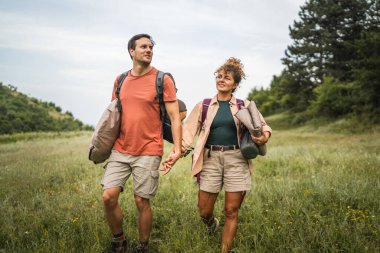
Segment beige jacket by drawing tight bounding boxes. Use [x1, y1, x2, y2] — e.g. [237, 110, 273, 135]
[182, 95, 272, 176]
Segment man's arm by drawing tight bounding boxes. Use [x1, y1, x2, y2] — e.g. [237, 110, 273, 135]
[161, 100, 182, 175]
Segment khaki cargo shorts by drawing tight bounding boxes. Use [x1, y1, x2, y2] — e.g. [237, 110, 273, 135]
[101, 150, 162, 199]
[200, 148, 251, 193]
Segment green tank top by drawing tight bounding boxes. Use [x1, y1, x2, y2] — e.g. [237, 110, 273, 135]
[206, 100, 238, 146]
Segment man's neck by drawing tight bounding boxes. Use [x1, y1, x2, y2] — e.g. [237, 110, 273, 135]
[131, 64, 152, 76]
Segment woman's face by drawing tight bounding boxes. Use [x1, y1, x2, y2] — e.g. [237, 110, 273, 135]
[215, 71, 237, 94]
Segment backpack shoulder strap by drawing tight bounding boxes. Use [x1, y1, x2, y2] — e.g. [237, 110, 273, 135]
[201, 98, 242, 123]
[201, 98, 212, 124]
[115, 71, 129, 112]
[156, 70, 177, 121]
[164, 72, 176, 90]
[156, 70, 166, 120]
[236, 98, 244, 110]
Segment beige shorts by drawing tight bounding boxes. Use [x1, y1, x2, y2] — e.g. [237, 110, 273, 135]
[200, 148, 251, 193]
[101, 150, 162, 199]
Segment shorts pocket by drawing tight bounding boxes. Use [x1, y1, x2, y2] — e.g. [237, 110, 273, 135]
[149, 170, 160, 195]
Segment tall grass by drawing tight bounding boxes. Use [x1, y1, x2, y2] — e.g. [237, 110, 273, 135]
[0, 129, 379, 252]
[0, 131, 85, 144]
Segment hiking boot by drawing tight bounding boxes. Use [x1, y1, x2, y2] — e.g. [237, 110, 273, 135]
[206, 217, 220, 235]
[107, 240, 128, 253]
[134, 241, 149, 253]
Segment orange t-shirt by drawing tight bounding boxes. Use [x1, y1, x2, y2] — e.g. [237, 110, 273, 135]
[111, 67, 177, 156]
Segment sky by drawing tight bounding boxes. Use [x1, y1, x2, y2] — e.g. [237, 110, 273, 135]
[0, 0, 306, 126]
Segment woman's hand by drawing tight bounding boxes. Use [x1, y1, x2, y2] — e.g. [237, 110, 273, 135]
[251, 131, 270, 145]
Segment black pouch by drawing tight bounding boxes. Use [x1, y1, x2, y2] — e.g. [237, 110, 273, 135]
[240, 128, 260, 159]
[162, 116, 173, 143]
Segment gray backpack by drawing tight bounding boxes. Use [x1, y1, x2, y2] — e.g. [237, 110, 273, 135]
[88, 73, 128, 164]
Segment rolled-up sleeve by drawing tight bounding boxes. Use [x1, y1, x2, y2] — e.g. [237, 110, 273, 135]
[259, 111, 272, 134]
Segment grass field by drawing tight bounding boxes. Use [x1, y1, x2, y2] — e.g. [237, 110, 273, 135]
[0, 129, 379, 252]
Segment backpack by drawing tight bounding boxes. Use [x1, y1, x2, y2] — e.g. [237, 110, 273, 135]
[156, 71, 186, 143]
[117, 70, 185, 143]
[88, 72, 128, 164]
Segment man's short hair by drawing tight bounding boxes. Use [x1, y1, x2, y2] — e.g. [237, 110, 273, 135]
[127, 34, 155, 59]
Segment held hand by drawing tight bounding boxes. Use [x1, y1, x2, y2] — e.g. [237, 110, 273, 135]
[160, 150, 181, 176]
[169, 149, 182, 164]
[160, 161, 172, 176]
[160, 150, 174, 176]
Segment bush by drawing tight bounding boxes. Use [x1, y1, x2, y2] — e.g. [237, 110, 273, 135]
[309, 77, 358, 118]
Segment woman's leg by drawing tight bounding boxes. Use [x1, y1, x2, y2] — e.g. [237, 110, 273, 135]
[198, 189, 218, 219]
[198, 189, 219, 233]
[221, 191, 245, 253]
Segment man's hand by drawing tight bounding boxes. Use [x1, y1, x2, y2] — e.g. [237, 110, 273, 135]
[160, 149, 181, 176]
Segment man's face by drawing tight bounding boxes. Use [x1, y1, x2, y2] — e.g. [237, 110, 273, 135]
[130, 37, 153, 65]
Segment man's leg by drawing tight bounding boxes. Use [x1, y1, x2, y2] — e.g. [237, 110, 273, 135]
[134, 194, 152, 243]
[103, 187, 124, 235]
[220, 191, 245, 253]
[101, 152, 133, 252]
[103, 187, 128, 252]
[130, 155, 161, 251]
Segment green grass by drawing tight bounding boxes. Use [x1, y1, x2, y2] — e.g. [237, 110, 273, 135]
[0, 131, 85, 144]
[0, 129, 379, 252]
[265, 112, 380, 134]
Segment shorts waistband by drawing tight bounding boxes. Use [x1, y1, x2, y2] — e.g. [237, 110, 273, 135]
[205, 144, 239, 151]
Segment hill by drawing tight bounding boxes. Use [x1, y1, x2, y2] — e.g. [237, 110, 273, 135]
[0, 83, 93, 134]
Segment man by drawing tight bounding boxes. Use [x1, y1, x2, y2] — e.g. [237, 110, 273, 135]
[102, 34, 182, 253]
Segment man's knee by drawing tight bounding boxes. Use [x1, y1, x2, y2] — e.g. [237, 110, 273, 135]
[103, 188, 120, 207]
[134, 195, 150, 211]
[224, 206, 239, 220]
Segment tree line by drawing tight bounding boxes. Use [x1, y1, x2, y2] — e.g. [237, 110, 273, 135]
[0, 83, 93, 134]
[248, 0, 379, 124]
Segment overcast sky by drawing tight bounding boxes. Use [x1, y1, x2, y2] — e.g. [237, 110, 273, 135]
[0, 0, 305, 126]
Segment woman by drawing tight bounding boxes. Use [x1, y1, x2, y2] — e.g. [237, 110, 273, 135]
[163, 57, 272, 252]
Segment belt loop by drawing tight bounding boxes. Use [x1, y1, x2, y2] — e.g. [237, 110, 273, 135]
[220, 146, 224, 152]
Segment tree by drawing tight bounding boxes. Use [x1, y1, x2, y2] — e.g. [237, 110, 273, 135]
[282, 0, 371, 110]
[351, 30, 380, 121]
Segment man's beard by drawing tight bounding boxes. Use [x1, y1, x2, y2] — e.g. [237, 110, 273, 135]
[137, 58, 151, 68]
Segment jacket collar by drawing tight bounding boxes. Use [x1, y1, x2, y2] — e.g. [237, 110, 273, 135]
[211, 95, 237, 105]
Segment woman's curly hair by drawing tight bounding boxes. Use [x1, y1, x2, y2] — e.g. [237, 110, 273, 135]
[215, 57, 246, 88]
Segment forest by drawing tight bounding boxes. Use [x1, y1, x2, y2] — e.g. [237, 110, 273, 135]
[248, 0, 379, 125]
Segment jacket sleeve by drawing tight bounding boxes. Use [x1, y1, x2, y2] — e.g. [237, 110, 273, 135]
[181, 101, 203, 150]
[259, 111, 272, 134]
